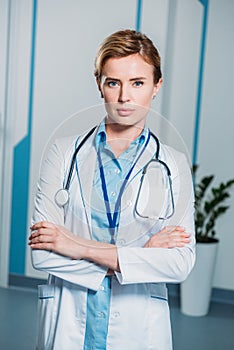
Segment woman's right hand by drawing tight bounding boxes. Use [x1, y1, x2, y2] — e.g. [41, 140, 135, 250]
[144, 226, 190, 249]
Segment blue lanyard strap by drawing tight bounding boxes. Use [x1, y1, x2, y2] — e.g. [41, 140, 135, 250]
[97, 130, 150, 244]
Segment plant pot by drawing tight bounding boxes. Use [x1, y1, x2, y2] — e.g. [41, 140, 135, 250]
[180, 239, 219, 316]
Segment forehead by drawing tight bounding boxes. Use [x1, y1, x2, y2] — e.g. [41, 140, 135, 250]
[102, 53, 154, 79]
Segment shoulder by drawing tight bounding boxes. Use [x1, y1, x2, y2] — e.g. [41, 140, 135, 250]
[53, 135, 78, 157]
[51, 126, 96, 158]
[159, 143, 192, 177]
[42, 136, 78, 169]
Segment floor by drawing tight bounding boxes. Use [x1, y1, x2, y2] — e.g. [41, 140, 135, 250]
[0, 286, 233, 350]
[169, 297, 234, 350]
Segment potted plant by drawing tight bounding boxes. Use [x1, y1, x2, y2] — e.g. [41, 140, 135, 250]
[180, 166, 234, 316]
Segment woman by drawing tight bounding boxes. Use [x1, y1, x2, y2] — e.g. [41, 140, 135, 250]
[29, 29, 195, 350]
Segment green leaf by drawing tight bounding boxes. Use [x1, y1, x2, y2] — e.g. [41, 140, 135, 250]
[193, 169, 234, 240]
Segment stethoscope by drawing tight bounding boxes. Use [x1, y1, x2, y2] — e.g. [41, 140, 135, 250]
[54, 126, 97, 208]
[54, 125, 175, 223]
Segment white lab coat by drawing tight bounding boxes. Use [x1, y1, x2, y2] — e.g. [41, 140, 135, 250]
[31, 126, 195, 350]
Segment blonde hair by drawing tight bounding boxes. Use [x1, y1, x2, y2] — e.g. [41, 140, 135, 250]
[94, 29, 162, 84]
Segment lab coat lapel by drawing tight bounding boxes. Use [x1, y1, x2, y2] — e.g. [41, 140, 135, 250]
[75, 132, 97, 230]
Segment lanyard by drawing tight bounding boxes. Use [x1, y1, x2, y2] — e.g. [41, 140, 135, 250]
[97, 131, 150, 244]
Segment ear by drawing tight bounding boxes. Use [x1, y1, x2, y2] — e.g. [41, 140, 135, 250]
[152, 78, 163, 99]
[96, 77, 104, 98]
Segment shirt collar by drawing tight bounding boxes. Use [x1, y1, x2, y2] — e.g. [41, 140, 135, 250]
[95, 119, 148, 150]
[137, 126, 147, 145]
[95, 120, 107, 150]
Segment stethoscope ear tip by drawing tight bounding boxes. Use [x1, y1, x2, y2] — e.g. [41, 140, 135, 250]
[54, 189, 70, 207]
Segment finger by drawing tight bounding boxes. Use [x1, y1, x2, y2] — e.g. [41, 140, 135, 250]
[29, 234, 54, 245]
[29, 242, 54, 251]
[29, 230, 42, 239]
[30, 221, 56, 231]
[175, 242, 186, 248]
[171, 234, 190, 242]
[29, 228, 54, 240]
[164, 226, 185, 234]
[174, 236, 190, 246]
[177, 233, 190, 242]
[167, 241, 184, 249]
[182, 233, 190, 238]
[171, 233, 190, 239]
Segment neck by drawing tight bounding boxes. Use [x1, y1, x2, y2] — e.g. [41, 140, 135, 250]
[105, 121, 144, 141]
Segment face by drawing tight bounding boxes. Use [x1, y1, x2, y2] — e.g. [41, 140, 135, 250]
[98, 53, 162, 128]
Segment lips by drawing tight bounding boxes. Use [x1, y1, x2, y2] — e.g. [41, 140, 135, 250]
[116, 108, 135, 116]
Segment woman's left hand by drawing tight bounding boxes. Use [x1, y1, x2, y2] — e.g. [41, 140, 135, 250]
[29, 221, 85, 259]
[144, 226, 190, 249]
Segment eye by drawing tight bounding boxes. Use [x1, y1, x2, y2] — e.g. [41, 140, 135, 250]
[133, 81, 144, 87]
[106, 81, 119, 87]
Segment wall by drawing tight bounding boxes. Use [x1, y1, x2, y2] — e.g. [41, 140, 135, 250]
[0, 0, 33, 286]
[0, 0, 11, 287]
[0, 0, 233, 290]
[197, 0, 234, 289]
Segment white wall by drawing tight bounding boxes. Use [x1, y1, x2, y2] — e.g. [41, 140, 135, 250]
[0, 0, 11, 287]
[1, 0, 234, 290]
[0, 0, 33, 285]
[198, 0, 234, 290]
[162, 0, 203, 155]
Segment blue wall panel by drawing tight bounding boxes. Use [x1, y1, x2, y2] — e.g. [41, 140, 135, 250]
[192, 0, 209, 166]
[9, 0, 37, 274]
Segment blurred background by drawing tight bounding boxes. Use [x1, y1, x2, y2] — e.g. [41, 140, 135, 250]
[0, 0, 233, 349]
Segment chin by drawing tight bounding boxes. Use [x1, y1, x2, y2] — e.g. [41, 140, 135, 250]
[107, 112, 147, 129]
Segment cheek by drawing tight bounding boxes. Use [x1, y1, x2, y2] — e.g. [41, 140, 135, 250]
[137, 91, 154, 106]
[102, 88, 118, 102]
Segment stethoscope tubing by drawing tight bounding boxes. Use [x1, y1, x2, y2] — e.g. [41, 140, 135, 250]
[54, 125, 174, 220]
[65, 126, 97, 190]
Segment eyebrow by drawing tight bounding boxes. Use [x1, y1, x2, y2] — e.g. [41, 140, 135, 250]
[104, 76, 147, 82]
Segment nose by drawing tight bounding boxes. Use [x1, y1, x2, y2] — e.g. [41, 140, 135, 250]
[118, 84, 131, 103]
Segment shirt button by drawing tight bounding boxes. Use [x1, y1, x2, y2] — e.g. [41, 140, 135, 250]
[115, 169, 120, 174]
[111, 191, 116, 197]
[99, 285, 105, 291]
[127, 200, 132, 206]
[113, 311, 120, 318]
[97, 312, 105, 318]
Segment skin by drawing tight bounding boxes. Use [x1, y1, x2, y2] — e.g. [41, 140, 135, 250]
[29, 54, 190, 273]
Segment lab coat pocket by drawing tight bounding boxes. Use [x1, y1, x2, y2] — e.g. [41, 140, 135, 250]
[149, 283, 168, 301]
[148, 283, 172, 350]
[36, 284, 60, 350]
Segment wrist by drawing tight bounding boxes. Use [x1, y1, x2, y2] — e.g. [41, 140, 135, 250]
[71, 236, 90, 260]
[83, 241, 120, 272]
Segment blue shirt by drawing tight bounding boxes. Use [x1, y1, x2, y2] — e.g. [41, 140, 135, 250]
[84, 121, 146, 350]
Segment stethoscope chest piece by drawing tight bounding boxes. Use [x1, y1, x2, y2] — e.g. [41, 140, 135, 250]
[54, 127, 97, 208]
[54, 188, 70, 207]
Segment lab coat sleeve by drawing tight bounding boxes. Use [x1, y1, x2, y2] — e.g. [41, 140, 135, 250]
[31, 138, 107, 291]
[115, 152, 196, 285]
